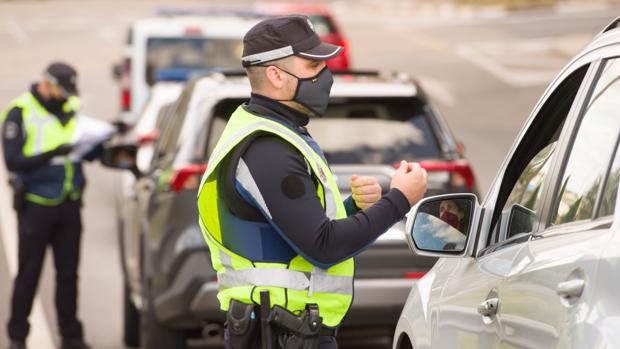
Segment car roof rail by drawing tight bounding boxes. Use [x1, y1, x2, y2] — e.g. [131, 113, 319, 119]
[599, 16, 620, 35]
[154, 6, 263, 18]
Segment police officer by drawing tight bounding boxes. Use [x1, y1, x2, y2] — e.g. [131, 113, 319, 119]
[2, 62, 94, 349]
[197, 16, 427, 349]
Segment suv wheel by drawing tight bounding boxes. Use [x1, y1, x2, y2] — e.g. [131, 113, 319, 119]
[140, 290, 186, 349]
[123, 285, 140, 348]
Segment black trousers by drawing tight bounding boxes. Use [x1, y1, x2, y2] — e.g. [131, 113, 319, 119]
[224, 327, 338, 349]
[7, 200, 84, 341]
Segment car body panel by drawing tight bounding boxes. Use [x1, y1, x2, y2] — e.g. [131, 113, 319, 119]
[394, 20, 620, 349]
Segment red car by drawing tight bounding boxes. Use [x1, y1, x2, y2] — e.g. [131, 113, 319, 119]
[253, 2, 351, 71]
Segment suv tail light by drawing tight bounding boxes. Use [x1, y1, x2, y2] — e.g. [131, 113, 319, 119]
[404, 272, 426, 279]
[170, 164, 207, 192]
[419, 160, 476, 190]
[120, 58, 132, 112]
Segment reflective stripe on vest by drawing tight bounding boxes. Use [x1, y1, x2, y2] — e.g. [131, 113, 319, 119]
[216, 247, 353, 297]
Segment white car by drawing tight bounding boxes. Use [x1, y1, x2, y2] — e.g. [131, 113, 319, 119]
[113, 14, 259, 124]
[394, 17, 620, 349]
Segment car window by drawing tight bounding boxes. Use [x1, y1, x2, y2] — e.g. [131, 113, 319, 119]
[598, 139, 620, 217]
[309, 97, 442, 163]
[484, 64, 591, 251]
[153, 81, 196, 167]
[308, 15, 336, 36]
[500, 140, 558, 239]
[552, 58, 620, 225]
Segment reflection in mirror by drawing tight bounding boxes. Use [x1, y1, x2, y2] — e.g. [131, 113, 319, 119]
[411, 198, 473, 253]
[101, 144, 140, 177]
[506, 204, 537, 239]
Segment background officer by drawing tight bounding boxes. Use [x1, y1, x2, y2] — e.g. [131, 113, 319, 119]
[1, 62, 96, 349]
[198, 15, 427, 349]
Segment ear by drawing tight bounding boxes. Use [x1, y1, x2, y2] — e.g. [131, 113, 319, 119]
[264, 66, 286, 90]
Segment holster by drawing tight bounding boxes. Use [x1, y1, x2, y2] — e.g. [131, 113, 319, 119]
[227, 299, 259, 349]
[268, 304, 322, 349]
[8, 175, 26, 212]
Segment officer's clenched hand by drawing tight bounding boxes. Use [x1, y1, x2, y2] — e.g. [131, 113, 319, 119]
[390, 160, 427, 206]
[350, 175, 382, 210]
[50, 143, 73, 156]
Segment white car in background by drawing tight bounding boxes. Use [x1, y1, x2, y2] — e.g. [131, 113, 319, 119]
[113, 13, 260, 124]
[394, 17, 620, 349]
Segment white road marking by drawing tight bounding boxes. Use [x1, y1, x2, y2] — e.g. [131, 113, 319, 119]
[0, 167, 55, 347]
[5, 20, 30, 46]
[456, 44, 558, 87]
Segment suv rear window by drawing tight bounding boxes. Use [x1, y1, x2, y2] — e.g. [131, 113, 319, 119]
[310, 97, 441, 164]
[196, 97, 441, 164]
[145, 37, 243, 85]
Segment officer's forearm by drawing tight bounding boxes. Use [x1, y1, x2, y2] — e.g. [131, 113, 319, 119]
[5, 152, 55, 173]
[299, 189, 410, 268]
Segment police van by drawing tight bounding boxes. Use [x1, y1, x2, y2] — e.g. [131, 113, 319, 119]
[112, 11, 260, 125]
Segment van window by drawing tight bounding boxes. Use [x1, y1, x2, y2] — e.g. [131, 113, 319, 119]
[145, 37, 243, 85]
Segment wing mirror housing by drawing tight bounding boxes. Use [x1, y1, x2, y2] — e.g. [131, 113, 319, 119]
[405, 193, 481, 258]
[101, 143, 141, 178]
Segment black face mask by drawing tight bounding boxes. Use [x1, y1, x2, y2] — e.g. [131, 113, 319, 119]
[277, 66, 333, 117]
[47, 96, 67, 113]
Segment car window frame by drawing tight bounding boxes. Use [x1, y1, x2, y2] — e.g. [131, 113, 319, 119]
[150, 79, 198, 171]
[476, 60, 601, 258]
[541, 56, 620, 233]
[596, 132, 620, 218]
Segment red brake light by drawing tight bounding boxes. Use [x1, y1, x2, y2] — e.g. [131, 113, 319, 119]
[170, 164, 207, 192]
[121, 89, 131, 112]
[184, 26, 202, 36]
[120, 58, 131, 111]
[404, 272, 426, 279]
[418, 160, 476, 190]
[393, 160, 476, 190]
[137, 129, 160, 146]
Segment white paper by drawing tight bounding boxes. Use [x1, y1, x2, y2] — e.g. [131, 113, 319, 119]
[71, 115, 115, 158]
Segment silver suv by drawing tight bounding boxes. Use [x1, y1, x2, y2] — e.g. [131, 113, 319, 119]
[104, 70, 477, 348]
[394, 17, 620, 349]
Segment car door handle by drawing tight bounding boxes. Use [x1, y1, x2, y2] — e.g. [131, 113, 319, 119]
[477, 297, 500, 317]
[557, 279, 585, 299]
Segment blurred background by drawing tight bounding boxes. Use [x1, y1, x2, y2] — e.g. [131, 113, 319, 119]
[0, 0, 619, 348]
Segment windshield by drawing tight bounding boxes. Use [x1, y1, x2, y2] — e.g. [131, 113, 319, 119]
[145, 37, 243, 85]
[308, 98, 442, 164]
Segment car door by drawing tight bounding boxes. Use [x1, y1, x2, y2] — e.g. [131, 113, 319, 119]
[432, 60, 594, 348]
[497, 57, 620, 348]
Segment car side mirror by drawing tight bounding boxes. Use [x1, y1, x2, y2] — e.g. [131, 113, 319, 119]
[405, 193, 481, 258]
[101, 143, 141, 178]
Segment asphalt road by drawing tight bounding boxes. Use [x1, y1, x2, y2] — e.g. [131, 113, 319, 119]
[0, 1, 618, 348]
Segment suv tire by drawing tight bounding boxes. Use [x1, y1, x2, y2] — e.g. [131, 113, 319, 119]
[140, 290, 186, 349]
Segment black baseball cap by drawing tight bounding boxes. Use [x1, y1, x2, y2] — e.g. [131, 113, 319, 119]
[44, 62, 79, 96]
[241, 15, 342, 67]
